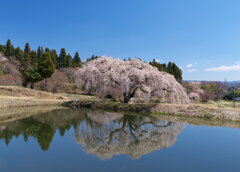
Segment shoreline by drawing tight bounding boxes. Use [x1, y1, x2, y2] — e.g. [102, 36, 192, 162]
[0, 96, 66, 108]
[0, 105, 66, 123]
[63, 100, 240, 122]
[0, 98, 240, 129]
[0, 86, 68, 108]
[1, 86, 240, 123]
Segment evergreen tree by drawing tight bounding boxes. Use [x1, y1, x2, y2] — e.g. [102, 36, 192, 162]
[224, 89, 240, 100]
[149, 60, 182, 82]
[39, 52, 54, 79]
[38, 52, 55, 79]
[73, 52, 82, 67]
[23, 43, 32, 65]
[58, 48, 67, 68]
[50, 49, 58, 69]
[30, 50, 37, 65]
[24, 65, 42, 89]
[166, 62, 182, 82]
[5, 39, 14, 57]
[149, 59, 167, 72]
[172, 63, 182, 82]
[86, 54, 100, 62]
[21, 43, 32, 87]
[45, 48, 51, 53]
[38, 52, 55, 90]
[66, 53, 73, 67]
[24, 42, 31, 54]
[14, 47, 23, 61]
[0, 45, 5, 53]
[167, 62, 173, 73]
[37, 46, 44, 60]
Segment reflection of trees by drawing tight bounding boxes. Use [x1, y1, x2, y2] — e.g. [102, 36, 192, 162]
[0, 108, 184, 157]
[75, 112, 184, 160]
[0, 108, 85, 151]
[0, 118, 56, 150]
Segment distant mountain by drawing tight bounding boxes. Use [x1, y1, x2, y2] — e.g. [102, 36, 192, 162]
[184, 80, 240, 83]
[183, 80, 240, 88]
[226, 81, 240, 84]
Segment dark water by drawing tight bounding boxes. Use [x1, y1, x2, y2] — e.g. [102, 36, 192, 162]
[0, 108, 240, 172]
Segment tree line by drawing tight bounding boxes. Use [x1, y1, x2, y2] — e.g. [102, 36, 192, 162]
[0, 39, 183, 88]
[122, 58, 183, 82]
[149, 59, 182, 82]
[224, 88, 240, 100]
[0, 39, 82, 88]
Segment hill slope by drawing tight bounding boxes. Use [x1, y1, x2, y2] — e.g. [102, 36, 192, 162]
[0, 86, 67, 108]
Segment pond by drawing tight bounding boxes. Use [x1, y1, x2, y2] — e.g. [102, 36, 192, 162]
[0, 108, 240, 172]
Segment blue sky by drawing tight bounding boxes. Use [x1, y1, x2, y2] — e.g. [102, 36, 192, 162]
[1, 0, 240, 81]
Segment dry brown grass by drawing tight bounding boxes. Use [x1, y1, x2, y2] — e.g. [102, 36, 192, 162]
[199, 100, 240, 109]
[0, 86, 68, 108]
[0, 105, 66, 123]
[58, 93, 100, 101]
[0, 86, 65, 100]
[0, 96, 67, 108]
[152, 102, 240, 121]
[0, 86, 100, 108]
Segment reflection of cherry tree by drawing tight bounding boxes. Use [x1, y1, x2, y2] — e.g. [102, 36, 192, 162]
[75, 112, 184, 160]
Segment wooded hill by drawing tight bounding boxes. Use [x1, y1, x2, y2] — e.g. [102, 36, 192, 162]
[0, 39, 183, 89]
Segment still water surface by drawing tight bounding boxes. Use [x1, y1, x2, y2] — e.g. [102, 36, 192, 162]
[0, 108, 240, 172]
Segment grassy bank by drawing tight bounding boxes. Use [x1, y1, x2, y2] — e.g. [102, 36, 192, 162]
[197, 100, 240, 109]
[153, 112, 240, 129]
[63, 100, 240, 122]
[151, 103, 240, 121]
[63, 101, 157, 113]
[1, 86, 240, 122]
[0, 86, 67, 108]
[0, 105, 66, 123]
[0, 86, 99, 109]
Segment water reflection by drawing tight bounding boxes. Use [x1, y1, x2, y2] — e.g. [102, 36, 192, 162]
[76, 111, 184, 159]
[0, 109, 184, 159]
[0, 108, 84, 150]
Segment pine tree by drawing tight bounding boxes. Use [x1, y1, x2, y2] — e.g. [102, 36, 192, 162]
[38, 52, 55, 79]
[0, 45, 5, 53]
[166, 62, 182, 82]
[50, 49, 58, 69]
[167, 62, 173, 74]
[58, 48, 67, 68]
[24, 43, 31, 54]
[66, 53, 73, 67]
[23, 43, 32, 65]
[24, 65, 41, 89]
[38, 52, 55, 90]
[14, 47, 23, 61]
[21, 43, 32, 87]
[5, 39, 14, 57]
[37, 46, 44, 60]
[73, 52, 82, 67]
[172, 63, 182, 82]
[149, 60, 182, 82]
[30, 50, 37, 65]
[86, 54, 100, 62]
[45, 48, 51, 53]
